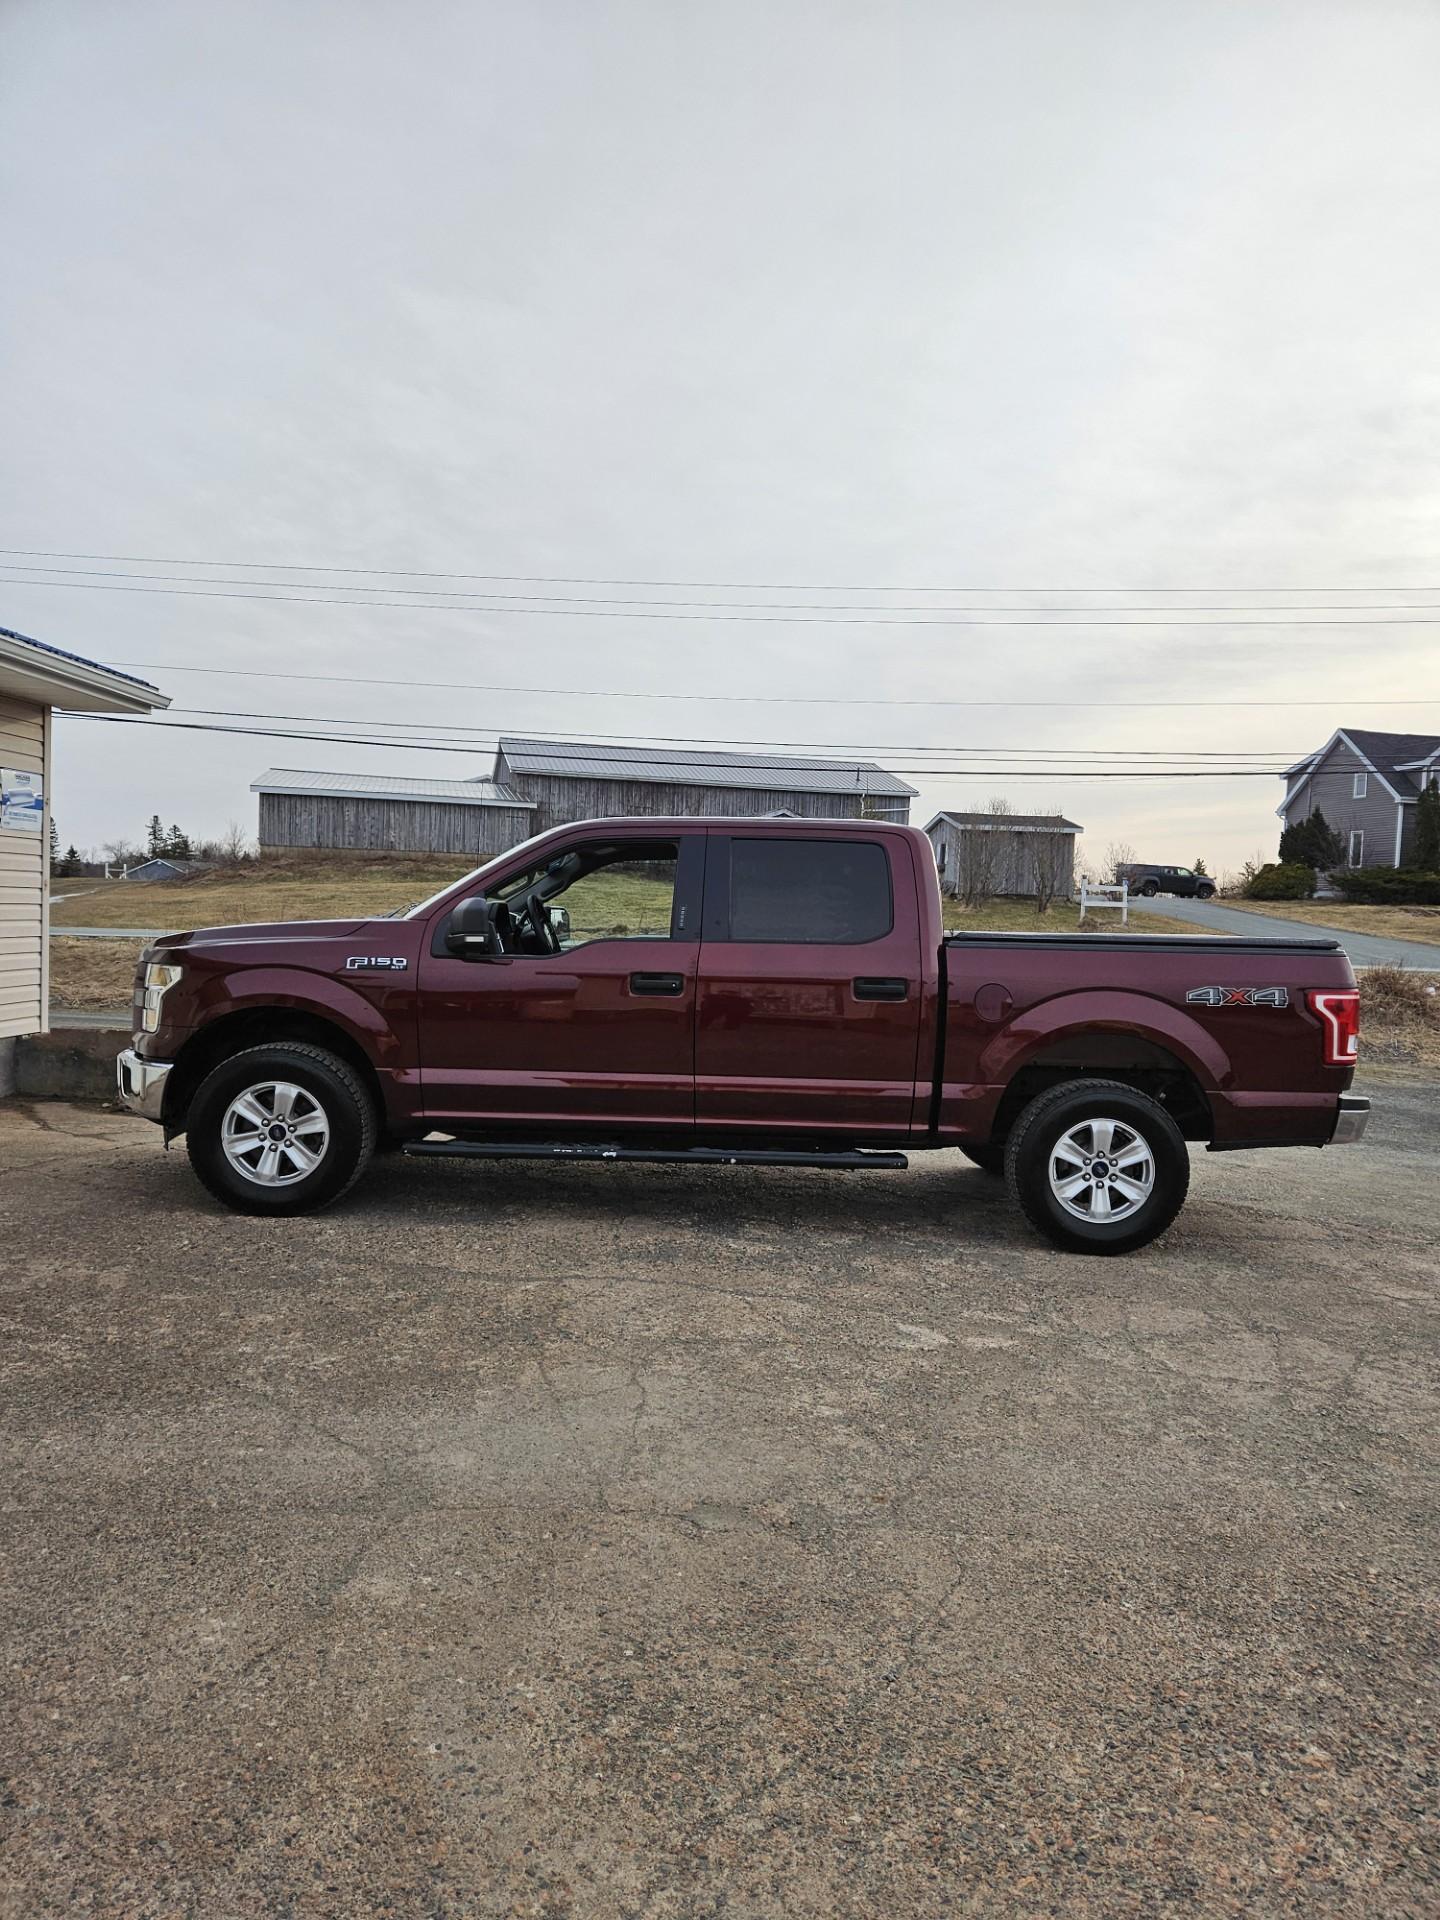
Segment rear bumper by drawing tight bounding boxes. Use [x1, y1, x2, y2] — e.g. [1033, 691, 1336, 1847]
[117, 1048, 172, 1125]
[1330, 1093, 1370, 1145]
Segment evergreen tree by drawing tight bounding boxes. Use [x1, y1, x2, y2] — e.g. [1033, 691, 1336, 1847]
[1307, 808, 1344, 868]
[49, 819, 60, 870]
[166, 823, 191, 859]
[1278, 809, 1343, 869]
[1415, 780, 1440, 871]
[1278, 819, 1310, 864]
[61, 844, 81, 877]
[147, 814, 165, 857]
[1192, 855, 1209, 876]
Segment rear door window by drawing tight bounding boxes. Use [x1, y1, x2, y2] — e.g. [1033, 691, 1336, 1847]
[723, 838, 893, 944]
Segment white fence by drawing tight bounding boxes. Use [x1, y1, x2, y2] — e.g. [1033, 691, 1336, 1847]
[1078, 878, 1129, 926]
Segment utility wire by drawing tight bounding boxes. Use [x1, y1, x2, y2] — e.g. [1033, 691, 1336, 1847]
[7, 572, 1440, 626]
[3, 544, 1436, 593]
[161, 705, 1300, 757]
[5, 561, 1439, 615]
[107, 658, 1440, 711]
[60, 711, 1291, 776]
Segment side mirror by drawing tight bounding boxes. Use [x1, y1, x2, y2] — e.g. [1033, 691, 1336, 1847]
[445, 895, 503, 958]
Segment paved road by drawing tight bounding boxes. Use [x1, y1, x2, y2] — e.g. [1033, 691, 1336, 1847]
[1142, 892, 1440, 969]
[2, 1082, 1436, 1917]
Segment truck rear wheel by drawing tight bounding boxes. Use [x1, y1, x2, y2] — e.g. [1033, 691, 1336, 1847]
[1005, 1079, 1189, 1255]
[185, 1042, 377, 1216]
[1138, 879, 1160, 897]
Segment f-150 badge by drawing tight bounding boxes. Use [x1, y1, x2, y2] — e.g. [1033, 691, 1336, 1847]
[1186, 985, 1288, 1008]
[345, 955, 408, 972]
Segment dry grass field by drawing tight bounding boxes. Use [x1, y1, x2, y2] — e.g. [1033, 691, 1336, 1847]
[1359, 964, 1440, 1069]
[49, 851, 471, 931]
[1231, 899, 1440, 946]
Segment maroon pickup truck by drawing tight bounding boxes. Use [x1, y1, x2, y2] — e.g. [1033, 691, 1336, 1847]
[117, 818, 1366, 1253]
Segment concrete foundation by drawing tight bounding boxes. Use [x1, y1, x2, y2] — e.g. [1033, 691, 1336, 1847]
[0, 1035, 16, 1098]
[14, 1025, 127, 1102]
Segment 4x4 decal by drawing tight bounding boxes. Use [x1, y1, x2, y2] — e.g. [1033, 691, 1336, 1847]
[1186, 985, 1289, 1008]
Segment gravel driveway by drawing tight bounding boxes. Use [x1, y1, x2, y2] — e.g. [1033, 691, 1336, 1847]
[2, 1087, 1437, 1918]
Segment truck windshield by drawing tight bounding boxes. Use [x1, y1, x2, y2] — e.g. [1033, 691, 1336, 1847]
[400, 827, 560, 920]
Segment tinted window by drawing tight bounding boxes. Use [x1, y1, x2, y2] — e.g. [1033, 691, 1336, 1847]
[727, 839, 892, 943]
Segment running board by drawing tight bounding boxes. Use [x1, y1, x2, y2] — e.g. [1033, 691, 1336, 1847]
[403, 1140, 909, 1170]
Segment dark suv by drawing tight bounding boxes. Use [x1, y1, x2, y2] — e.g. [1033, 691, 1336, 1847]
[1117, 864, 1217, 900]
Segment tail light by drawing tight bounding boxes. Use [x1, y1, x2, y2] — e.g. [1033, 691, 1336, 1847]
[1308, 989, 1360, 1066]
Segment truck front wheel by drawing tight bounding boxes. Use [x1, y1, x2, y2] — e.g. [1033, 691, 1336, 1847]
[1005, 1079, 1189, 1255]
[185, 1042, 377, 1216]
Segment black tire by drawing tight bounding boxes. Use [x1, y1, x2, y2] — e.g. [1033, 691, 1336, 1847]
[1004, 1078, 1189, 1255]
[1196, 884, 1216, 900]
[185, 1042, 377, 1216]
[1139, 879, 1160, 898]
[959, 1145, 1006, 1176]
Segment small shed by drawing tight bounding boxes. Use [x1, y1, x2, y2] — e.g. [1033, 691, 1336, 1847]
[925, 810, 1083, 900]
[492, 738, 917, 835]
[1, 625, 167, 1092]
[123, 857, 209, 883]
[253, 768, 536, 857]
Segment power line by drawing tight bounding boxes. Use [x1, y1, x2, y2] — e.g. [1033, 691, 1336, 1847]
[6, 561, 1439, 615]
[8, 572, 1440, 626]
[59, 711, 1292, 776]
[162, 705, 1301, 757]
[3, 544, 1436, 593]
[108, 658, 1440, 711]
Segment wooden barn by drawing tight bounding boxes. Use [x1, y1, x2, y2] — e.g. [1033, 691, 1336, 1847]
[925, 810, 1082, 900]
[491, 738, 916, 834]
[252, 769, 536, 857]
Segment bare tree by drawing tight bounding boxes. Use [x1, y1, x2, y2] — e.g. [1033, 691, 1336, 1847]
[101, 837, 138, 871]
[218, 819, 252, 864]
[958, 797, 1014, 907]
[1104, 839, 1137, 885]
[1031, 829, 1073, 916]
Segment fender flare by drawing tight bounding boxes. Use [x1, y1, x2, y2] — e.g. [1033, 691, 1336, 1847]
[978, 989, 1232, 1093]
[183, 966, 407, 1072]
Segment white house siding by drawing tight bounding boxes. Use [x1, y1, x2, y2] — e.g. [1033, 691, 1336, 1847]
[1282, 738, 1409, 867]
[0, 694, 48, 1040]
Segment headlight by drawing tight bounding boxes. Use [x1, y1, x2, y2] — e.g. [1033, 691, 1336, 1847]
[141, 961, 182, 1032]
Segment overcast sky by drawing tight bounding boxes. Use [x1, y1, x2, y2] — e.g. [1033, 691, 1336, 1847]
[3, 0, 1438, 875]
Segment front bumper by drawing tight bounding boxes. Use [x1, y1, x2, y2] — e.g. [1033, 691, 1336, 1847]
[117, 1048, 172, 1124]
[1331, 1093, 1370, 1145]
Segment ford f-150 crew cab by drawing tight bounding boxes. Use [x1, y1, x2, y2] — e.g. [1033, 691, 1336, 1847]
[117, 818, 1368, 1253]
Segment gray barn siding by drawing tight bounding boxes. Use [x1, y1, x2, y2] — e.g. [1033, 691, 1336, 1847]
[927, 819, 1075, 899]
[499, 769, 904, 836]
[1282, 739, 1408, 867]
[259, 792, 532, 857]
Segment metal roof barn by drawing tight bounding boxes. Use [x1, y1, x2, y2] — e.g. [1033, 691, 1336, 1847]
[492, 737, 916, 835]
[252, 767, 536, 858]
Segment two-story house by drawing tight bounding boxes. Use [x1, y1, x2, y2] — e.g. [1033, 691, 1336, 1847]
[1278, 729, 1440, 869]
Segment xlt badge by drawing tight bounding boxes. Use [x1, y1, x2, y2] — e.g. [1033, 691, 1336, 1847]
[345, 955, 408, 972]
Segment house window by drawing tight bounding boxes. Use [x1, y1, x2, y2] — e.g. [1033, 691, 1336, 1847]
[936, 840, 947, 874]
[1352, 771, 1368, 799]
[1348, 829, 1364, 867]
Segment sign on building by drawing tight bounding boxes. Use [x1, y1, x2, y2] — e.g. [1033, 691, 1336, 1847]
[0, 767, 44, 834]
